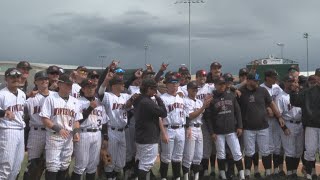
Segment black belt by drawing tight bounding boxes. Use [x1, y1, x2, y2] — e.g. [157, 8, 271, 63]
[110, 125, 128, 132]
[81, 128, 101, 132]
[288, 120, 301, 124]
[33, 127, 46, 131]
[164, 125, 184, 129]
[190, 123, 201, 128]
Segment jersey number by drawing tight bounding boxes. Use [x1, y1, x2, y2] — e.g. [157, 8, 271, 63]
[179, 111, 184, 118]
[68, 120, 72, 127]
[97, 119, 102, 126]
[123, 112, 127, 119]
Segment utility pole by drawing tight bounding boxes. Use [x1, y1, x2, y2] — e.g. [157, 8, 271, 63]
[303, 33, 309, 76]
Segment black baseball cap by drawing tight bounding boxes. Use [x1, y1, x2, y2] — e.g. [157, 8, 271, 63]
[264, 69, 278, 78]
[239, 68, 249, 76]
[76, 66, 88, 72]
[88, 70, 100, 79]
[215, 77, 226, 85]
[308, 75, 318, 82]
[222, 73, 234, 82]
[196, 70, 207, 77]
[178, 66, 189, 74]
[288, 65, 300, 72]
[80, 79, 96, 88]
[282, 75, 295, 82]
[142, 69, 156, 77]
[247, 73, 261, 81]
[47, 65, 61, 74]
[298, 75, 308, 84]
[164, 71, 181, 84]
[141, 78, 158, 88]
[34, 71, 48, 80]
[5, 68, 22, 78]
[16, 61, 32, 70]
[187, 81, 199, 89]
[109, 77, 124, 86]
[58, 74, 73, 84]
[315, 68, 320, 76]
[210, 62, 222, 69]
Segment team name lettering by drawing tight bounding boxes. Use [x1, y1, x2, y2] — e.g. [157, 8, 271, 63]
[91, 109, 103, 117]
[33, 106, 41, 114]
[7, 104, 24, 112]
[112, 103, 125, 110]
[196, 94, 206, 100]
[168, 103, 184, 112]
[54, 108, 76, 117]
[214, 100, 233, 108]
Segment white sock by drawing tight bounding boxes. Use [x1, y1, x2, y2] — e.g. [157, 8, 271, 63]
[287, 170, 292, 175]
[219, 170, 226, 179]
[274, 168, 279, 174]
[254, 166, 259, 173]
[312, 168, 316, 175]
[183, 173, 189, 180]
[307, 174, 312, 180]
[245, 169, 251, 176]
[194, 172, 199, 180]
[293, 169, 297, 174]
[175, 177, 181, 180]
[146, 172, 150, 180]
[266, 169, 271, 176]
[239, 170, 245, 179]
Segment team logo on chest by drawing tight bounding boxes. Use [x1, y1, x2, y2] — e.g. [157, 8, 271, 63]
[112, 103, 125, 110]
[54, 108, 76, 117]
[7, 104, 24, 112]
[249, 95, 255, 103]
[168, 103, 184, 112]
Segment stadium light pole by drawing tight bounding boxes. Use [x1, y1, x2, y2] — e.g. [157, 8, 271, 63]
[144, 44, 148, 65]
[175, 0, 205, 74]
[276, 43, 284, 59]
[303, 33, 309, 76]
[98, 55, 107, 70]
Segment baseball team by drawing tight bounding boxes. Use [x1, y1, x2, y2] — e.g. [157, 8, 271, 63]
[0, 60, 319, 180]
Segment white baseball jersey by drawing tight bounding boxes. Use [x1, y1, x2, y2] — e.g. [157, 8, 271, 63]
[275, 91, 302, 122]
[26, 91, 54, 127]
[78, 96, 108, 129]
[128, 85, 140, 95]
[71, 83, 81, 98]
[196, 83, 215, 102]
[184, 96, 203, 125]
[160, 93, 186, 125]
[39, 92, 82, 132]
[260, 83, 283, 101]
[178, 85, 187, 97]
[102, 92, 131, 128]
[0, 87, 26, 129]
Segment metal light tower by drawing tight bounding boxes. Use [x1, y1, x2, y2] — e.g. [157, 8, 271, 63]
[276, 43, 284, 59]
[175, 0, 205, 74]
[303, 33, 309, 76]
[98, 55, 107, 70]
[144, 44, 148, 65]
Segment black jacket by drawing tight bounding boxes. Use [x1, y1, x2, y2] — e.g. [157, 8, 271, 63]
[134, 95, 167, 144]
[290, 86, 320, 128]
[205, 91, 242, 135]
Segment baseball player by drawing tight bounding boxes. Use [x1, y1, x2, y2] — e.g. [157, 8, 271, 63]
[71, 79, 108, 180]
[47, 65, 63, 92]
[39, 74, 82, 180]
[290, 75, 320, 180]
[193, 70, 216, 178]
[260, 69, 285, 177]
[98, 75, 133, 180]
[23, 71, 53, 180]
[182, 81, 211, 180]
[159, 72, 186, 180]
[0, 68, 26, 180]
[71, 66, 88, 98]
[275, 75, 303, 179]
[238, 73, 286, 179]
[206, 77, 245, 180]
[134, 78, 167, 180]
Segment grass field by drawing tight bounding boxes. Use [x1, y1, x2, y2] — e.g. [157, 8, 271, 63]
[17, 154, 318, 180]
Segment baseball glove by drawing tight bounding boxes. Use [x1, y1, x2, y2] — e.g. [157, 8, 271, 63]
[97, 140, 112, 177]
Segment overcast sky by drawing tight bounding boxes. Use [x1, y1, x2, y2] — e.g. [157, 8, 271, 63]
[0, 0, 319, 73]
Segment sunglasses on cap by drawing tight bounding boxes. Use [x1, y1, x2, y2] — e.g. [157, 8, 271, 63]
[7, 70, 22, 77]
[115, 68, 125, 74]
[78, 70, 88, 75]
